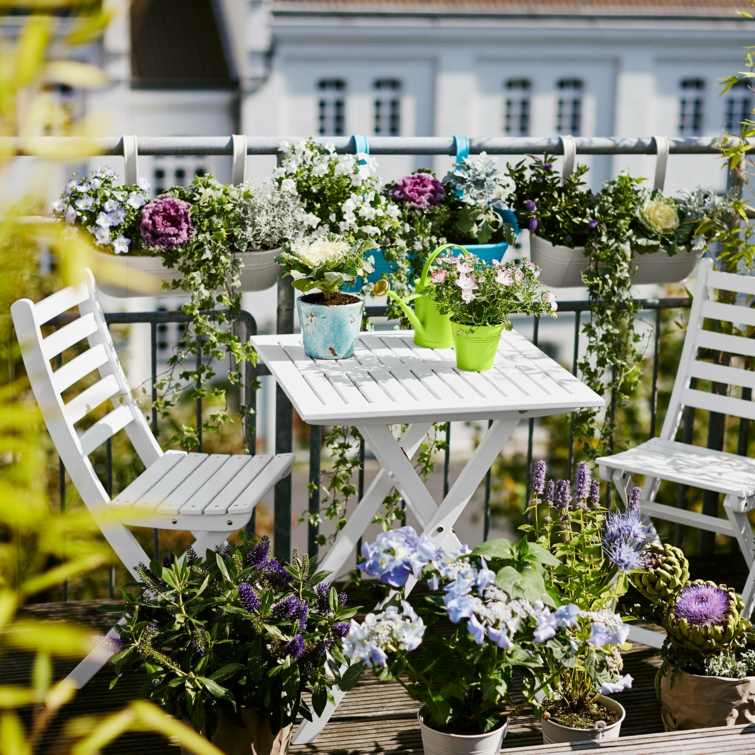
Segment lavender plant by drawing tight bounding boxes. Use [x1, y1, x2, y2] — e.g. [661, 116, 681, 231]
[523, 460, 654, 611]
[347, 527, 632, 734]
[112, 539, 358, 739]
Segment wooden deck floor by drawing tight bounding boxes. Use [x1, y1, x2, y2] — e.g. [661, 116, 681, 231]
[3, 600, 676, 754]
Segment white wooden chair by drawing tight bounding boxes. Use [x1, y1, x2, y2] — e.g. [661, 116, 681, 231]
[597, 258, 755, 642]
[11, 269, 293, 688]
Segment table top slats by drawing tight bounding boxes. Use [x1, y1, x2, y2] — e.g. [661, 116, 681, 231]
[251, 330, 603, 424]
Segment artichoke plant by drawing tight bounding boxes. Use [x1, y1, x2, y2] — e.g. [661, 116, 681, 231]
[631, 542, 689, 603]
[665, 581, 750, 656]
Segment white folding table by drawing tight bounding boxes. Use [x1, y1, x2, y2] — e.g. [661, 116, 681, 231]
[251, 329, 603, 742]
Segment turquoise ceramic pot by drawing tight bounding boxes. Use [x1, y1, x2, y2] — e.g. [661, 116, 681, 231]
[342, 248, 397, 293]
[449, 242, 509, 265]
[297, 294, 364, 360]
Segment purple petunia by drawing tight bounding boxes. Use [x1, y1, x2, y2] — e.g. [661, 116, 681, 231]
[238, 582, 260, 613]
[674, 583, 732, 626]
[139, 196, 193, 250]
[391, 173, 445, 209]
[285, 633, 306, 660]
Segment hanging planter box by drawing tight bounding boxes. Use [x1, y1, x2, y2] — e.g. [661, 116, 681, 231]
[530, 234, 701, 288]
[93, 248, 282, 297]
[660, 668, 755, 731]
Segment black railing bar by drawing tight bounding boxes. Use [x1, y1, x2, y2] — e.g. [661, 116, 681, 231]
[105, 438, 115, 598]
[308, 426, 322, 560]
[567, 310, 582, 475]
[650, 308, 662, 438]
[524, 317, 540, 504]
[483, 419, 493, 541]
[356, 436, 366, 558]
[443, 423, 451, 499]
[5, 135, 749, 156]
[149, 321, 160, 566]
[195, 346, 203, 452]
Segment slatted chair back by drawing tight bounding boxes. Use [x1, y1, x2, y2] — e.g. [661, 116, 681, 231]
[11, 269, 162, 512]
[657, 258, 755, 446]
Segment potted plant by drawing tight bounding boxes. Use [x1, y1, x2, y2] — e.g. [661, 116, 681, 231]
[278, 236, 371, 360]
[438, 153, 519, 265]
[274, 139, 405, 293]
[628, 545, 755, 731]
[506, 155, 597, 287]
[522, 461, 653, 742]
[428, 252, 556, 371]
[112, 539, 357, 755]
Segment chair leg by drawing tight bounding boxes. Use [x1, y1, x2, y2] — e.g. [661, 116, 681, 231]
[65, 621, 125, 690]
[742, 564, 755, 618]
[723, 496, 754, 567]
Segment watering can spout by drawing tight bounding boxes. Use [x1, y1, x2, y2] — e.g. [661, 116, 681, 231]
[387, 290, 425, 338]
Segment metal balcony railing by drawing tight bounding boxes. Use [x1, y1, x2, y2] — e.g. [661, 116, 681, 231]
[9, 134, 752, 599]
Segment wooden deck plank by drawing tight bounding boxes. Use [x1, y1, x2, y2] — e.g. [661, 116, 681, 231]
[7, 602, 755, 753]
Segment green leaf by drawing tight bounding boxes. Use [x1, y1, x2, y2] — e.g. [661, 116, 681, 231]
[338, 663, 364, 691]
[215, 552, 230, 582]
[495, 565, 522, 595]
[312, 686, 328, 716]
[524, 542, 560, 567]
[473, 539, 514, 561]
[209, 663, 244, 682]
[196, 677, 230, 700]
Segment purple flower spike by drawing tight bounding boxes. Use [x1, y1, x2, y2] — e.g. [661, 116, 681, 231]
[575, 463, 591, 502]
[247, 536, 270, 568]
[238, 582, 260, 613]
[531, 460, 547, 496]
[316, 581, 331, 611]
[391, 173, 445, 209]
[544, 479, 555, 505]
[589, 479, 601, 508]
[139, 196, 193, 250]
[263, 557, 291, 588]
[628, 486, 641, 513]
[674, 583, 732, 626]
[528, 217, 539, 233]
[285, 634, 306, 660]
[555, 480, 571, 510]
[333, 622, 350, 638]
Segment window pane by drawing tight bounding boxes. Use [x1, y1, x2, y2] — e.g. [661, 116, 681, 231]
[503, 78, 531, 136]
[317, 79, 347, 136]
[373, 78, 402, 136]
[678, 78, 706, 136]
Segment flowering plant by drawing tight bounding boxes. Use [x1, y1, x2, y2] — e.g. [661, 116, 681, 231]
[278, 236, 371, 301]
[347, 527, 633, 733]
[524, 460, 654, 611]
[439, 154, 518, 246]
[139, 195, 194, 251]
[52, 167, 149, 255]
[429, 252, 556, 327]
[234, 180, 319, 252]
[506, 156, 597, 247]
[112, 539, 358, 738]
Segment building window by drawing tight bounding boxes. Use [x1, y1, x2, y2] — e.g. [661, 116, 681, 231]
[724, 79, 752, 133]
[152, 163, 206, 194]
[373, 78, 402, 136]
[317, 78, 346, 136]
[503, 78, 531, 136]
[679, 78, 706, 136]
[556, 78, 583, 135]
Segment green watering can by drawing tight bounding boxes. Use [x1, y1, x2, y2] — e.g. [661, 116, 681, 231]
[387, 243, 461, 349]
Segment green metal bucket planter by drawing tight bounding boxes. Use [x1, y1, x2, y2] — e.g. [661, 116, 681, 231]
[451, 321, 505, 372]
[387, 243, 459, 349]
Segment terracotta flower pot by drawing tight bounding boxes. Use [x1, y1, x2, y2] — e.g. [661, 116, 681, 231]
[659, 667, 755, 731]
[93, 248, 281, 297]
[541, 695, 625, 744]
[181, 709, 292, 755]
[418, 711, 507, 755]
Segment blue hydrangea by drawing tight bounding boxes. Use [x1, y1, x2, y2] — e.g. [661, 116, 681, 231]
[359, 526, 440, 587]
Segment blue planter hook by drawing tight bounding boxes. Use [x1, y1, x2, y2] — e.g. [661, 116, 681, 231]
[351, 134, 370, 166]
[453, 135, 470, 166]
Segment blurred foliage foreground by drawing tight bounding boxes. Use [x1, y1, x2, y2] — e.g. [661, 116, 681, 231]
[0, 7, 220, 754]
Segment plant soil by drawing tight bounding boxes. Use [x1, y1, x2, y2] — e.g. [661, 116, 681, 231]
[422, 715, 506, 736]
[543, 700, 620, 729]
[301, 292, 360, 306]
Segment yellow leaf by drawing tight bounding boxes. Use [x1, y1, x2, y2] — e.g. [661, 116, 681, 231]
[0, 686, 37, 708]
[0, 712, 30, 755]
[64, 9, 117, 46]
[32, 653, 51, 700]
[0, 591, 18, 628]
[3, 620, 98, 658]
[13, 16, 53, 88]
[20, 554, 111, 598]
[43, 61, 107, 89]
[44, 679, 76, 711]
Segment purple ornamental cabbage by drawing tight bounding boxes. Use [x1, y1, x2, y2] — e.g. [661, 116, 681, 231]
[139, 196, 193, 250]
[391, 173, 445, 210]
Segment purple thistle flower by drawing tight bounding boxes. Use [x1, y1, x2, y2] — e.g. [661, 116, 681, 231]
[139, 196, 193, 250]
[284, 633, 306, 660]
[589, 479, 601, 508]
[604, 540, 646, 572]
[674, 583, 732, 626]
[247, 537, 270, 568]
[575, 463, 591, 502]
[544, 479, 555, 505]
[238, 582, 261, 613]
[602, 510, 653, 572]
[555, 480, 572, 510]
[391, 173, 445, 209]
[531, 460, 547, 496]
[523, 199, 537, 212]
[528, 217, 539, 233]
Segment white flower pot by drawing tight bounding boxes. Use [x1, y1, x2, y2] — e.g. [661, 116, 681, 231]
[530, 234, 701, 288]
[93, 248, 281, 297]
[541, 695, 625, 744]
[418, 712, 507, 755]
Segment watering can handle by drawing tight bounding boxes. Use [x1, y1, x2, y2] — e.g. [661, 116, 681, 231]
[419, 242, 469, 288]
[351, 134, 370, 166]
[653, 136, 670, 192]
[122, 134, 139, 185]
[453, 135, 470, 165]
